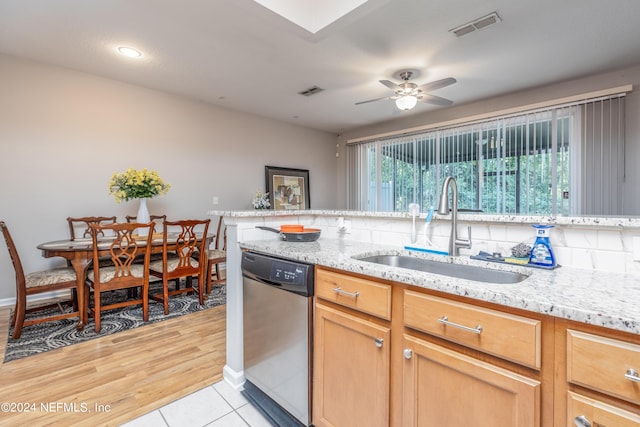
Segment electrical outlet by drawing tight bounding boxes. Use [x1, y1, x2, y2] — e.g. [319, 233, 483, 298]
[336, 217, 351, 234]
[633, 236, 640, 261]
[213, 196, 219, 205]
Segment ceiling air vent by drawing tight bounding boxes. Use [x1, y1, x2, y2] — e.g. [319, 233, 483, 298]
[298, 86, 324, 96]
[450, 12, 501, 37]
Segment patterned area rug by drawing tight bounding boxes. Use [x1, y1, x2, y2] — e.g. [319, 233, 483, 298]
[3, 283, 226, 363]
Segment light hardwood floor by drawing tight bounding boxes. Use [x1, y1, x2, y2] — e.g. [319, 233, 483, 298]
[0, 303, 226, 427]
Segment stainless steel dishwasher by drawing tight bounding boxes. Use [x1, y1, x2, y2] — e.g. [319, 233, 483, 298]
[242, 251, 314, 427]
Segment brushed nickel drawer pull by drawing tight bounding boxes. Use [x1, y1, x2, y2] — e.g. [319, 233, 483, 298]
[439, 315, 483, 334]
[625, 368, 640, 382]
[332, 287, 360, 298]
[374, 338, 384, 348]
[574, 415, 591, 427]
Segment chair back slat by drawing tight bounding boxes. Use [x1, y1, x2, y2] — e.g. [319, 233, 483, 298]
[89, 222, 154, 287]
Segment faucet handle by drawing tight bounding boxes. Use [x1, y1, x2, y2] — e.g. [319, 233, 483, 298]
[459, 226, 472, 249]
[454, 225, 472, 252]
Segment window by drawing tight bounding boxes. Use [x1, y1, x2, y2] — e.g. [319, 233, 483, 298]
[347, 94, 625, 216]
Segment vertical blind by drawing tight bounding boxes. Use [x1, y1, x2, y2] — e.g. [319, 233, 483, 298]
[346, 93, 626, 215]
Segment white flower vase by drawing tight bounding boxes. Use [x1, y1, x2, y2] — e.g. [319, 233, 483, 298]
[136, 198, 151, 236]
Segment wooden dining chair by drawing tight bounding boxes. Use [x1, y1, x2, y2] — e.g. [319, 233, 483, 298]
[67, 216, 119, 286]
[67, 216, 117, 241]
[125, 213, 178, 298]
[85, 221, 155, 333]
[205, 216, 227, 294]
[1, 221, 79, 339]
[149, 219, 211, 315]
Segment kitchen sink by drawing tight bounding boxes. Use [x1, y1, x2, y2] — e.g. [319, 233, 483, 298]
[356, 255, 529, 284]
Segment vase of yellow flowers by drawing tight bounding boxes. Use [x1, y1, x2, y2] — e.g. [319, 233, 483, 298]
[108, 168, 170, 235]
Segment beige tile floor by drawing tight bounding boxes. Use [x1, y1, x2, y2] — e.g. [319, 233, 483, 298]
[121, 380, 274, 427]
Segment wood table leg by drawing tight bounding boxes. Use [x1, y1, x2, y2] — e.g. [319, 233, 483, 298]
[70, 256, 91, 329]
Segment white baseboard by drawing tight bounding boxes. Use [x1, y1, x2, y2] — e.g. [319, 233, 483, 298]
[223, 365, 245, 390]
[0, 290, 71, 308]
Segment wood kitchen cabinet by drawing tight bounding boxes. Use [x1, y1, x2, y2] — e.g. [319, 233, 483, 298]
[313, 268, 393, 426]
[313, 303, 391, 427]
[558, 326, 640, 426]
[402, 334, 540, 427]
[402, 289, 541, 427]
[313, 267, 640, 427]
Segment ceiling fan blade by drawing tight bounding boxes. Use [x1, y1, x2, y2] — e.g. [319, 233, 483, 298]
[379, 80, 401, 91]
[419, 94, 454, 106]
[418, 77, 457, 92]
[355, 96, 391, 105]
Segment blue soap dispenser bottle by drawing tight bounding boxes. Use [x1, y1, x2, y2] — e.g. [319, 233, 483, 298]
[529, 224, 556, 267]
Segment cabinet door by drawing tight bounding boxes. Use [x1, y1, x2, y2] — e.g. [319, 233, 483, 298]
[402, 334, 540, 427]
[568, 392, 640, 427]
[313, 303, 390, 427]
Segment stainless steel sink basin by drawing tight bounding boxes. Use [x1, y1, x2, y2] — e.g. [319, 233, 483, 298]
[356, 255, 528, 284]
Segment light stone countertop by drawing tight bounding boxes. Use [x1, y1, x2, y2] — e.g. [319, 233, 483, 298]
[210, 209, 640, 228]
[239, 238, 640, 335]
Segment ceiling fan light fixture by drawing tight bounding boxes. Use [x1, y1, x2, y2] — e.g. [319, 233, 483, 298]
[396, 95, 418, 111]
[356, 70, 455, 109]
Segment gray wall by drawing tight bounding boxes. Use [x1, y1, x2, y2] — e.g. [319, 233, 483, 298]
[337, 64, 640, 215]
[0, 54, 338, 300]
[3, 53, 640, 301]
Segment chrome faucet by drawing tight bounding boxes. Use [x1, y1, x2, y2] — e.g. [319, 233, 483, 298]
[437, 176, 472, 256]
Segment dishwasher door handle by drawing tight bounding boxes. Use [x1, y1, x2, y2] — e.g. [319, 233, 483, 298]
[242, 273, 282, 288]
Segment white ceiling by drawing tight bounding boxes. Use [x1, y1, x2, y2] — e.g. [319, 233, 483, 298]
[1, 0, 640, 134]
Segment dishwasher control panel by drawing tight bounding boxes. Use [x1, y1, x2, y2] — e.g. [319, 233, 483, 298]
[242, 252, 314, 296]
[271, 260, 307, 285]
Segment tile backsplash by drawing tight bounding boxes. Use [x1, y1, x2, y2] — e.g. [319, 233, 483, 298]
[219, 210, 640, 276]
[344, 216, 640, 275]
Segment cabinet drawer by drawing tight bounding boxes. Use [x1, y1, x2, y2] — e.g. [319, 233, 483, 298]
[315, 269, 391, 320]
[567, 330, 640, 405]
[404, 290, 541, 368]
[568, 391, 640, 427]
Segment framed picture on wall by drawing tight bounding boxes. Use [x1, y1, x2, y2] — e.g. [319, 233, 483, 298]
[265, 166, 310, 210]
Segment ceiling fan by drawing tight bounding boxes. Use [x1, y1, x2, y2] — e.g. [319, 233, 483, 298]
[356, 70, 456, 111]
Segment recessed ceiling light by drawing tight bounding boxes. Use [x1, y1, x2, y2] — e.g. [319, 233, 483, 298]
[117, 46, 142, 58]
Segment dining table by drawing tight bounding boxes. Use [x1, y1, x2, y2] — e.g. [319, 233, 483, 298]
[37, 232, 214, 329]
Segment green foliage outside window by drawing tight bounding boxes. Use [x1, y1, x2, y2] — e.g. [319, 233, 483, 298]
[366, 116, 571, 215]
